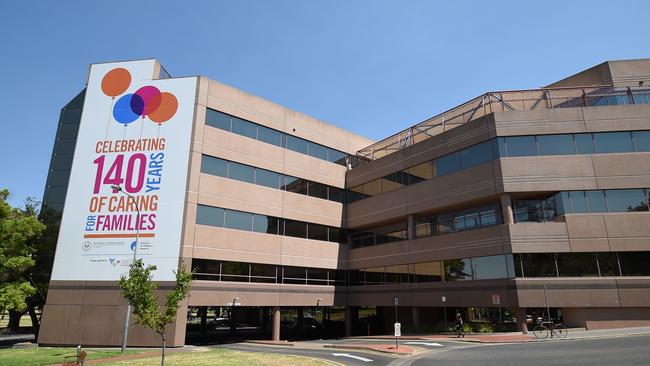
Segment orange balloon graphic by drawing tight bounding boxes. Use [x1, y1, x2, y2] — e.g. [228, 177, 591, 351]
[148, 92, 178, 124]
[101, 68, 131, 98]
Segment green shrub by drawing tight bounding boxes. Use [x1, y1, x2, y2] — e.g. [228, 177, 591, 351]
[478, 323, 494, 333]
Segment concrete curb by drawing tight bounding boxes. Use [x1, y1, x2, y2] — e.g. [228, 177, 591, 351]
[323, 343, 414, 355]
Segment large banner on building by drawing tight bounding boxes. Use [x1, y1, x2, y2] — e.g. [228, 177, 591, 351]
[51, 60, 196, 281]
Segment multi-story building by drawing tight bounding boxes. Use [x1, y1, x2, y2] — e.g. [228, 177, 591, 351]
[38, 58, 650, 347]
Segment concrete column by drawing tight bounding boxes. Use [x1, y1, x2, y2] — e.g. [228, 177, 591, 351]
[411, 307, 420, 331]
[515, 307, 528, 334]
[345, 306, 352, 337]
[500, 193, 514, 224]
[272, 306, 281, 341]
[407, 215, 416, 240]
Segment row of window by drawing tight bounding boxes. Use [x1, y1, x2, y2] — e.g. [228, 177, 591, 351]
[349, 204, 502, 249]
[514, 188, 650, 223]
[192, 259, 344, 285]
[201, 155, 344, 203]
[350, 255, 516, 285]
[196, 204, 346, 243]
[348, 130, 650, 203]
[205, 108, 347, 165]
[514, 252, 650, 277]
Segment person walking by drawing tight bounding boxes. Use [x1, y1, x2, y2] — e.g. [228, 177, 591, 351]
[455, 310, 465, 338]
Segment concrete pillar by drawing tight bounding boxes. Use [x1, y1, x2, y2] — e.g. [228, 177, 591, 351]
[515, 307, 528, 334]
[412, 307, 420, 331]
[407, 215, 416, 240]
[500, 193, 514, 224]
[345, 306, 352, 337]
[272, 306, 281, 341]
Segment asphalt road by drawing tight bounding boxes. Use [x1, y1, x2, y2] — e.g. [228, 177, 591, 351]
[218, 334, 650, 366]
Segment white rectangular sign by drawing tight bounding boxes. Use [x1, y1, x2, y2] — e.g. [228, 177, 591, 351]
[394, 322, 401, 337]
[50, 60, 197, 281]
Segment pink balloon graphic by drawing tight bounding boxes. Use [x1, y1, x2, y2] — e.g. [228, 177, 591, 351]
[134, 86, 162, 117]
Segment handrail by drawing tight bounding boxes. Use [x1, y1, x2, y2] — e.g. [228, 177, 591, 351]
[354, 86, 650, 162]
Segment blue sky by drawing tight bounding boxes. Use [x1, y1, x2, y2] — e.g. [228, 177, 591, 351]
[1, 0, 650, 206]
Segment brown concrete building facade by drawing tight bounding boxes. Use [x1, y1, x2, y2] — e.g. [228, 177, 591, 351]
[39, 59, 650, 347]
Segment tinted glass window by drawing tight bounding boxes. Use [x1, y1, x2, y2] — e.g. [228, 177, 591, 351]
[205, 109, 231, 131]
[632, 131, 650, 152]
[308, 182, 328, 200]
[519, 253, 557, 277]
[308, 223, 329, 241]
[224, 210, 252, 231]
[283, 267, 306, 284]
[257, 126, 283, 147]
[200, 155, 228, 177]
[605, 189, 647, 212]
[328, 227, 342, 243]
[472, 255, 510, 280]
[444, 258, 473, 281]
[569, 191, 587, 213]
[252, 214, 279, 234]
[557, 253, 598, 277]
[231, 117, 258, 139]
[594, 132, 633, 153]
[537, 134, 575, 155]
[228, 162, 255, 183]
[554, 191, 571, 215]
[505, 136, 538, 157]
[328, 186, 344, 203]
[585, 190, 607, 212]
[284, 219, 307, 238]
[255, 169, 282, 189]
[460, 141, 494, 168]
[328, 149, 347, 164]
[286, 135, 309, 154]
[364, 268, 385, 285]
[381, 172, 405, 193]
[497, 137, 507, 157]
[250, 264, 276, 283]
[196, 205, 224, 227]
[597, 252, 620, 276]
[618, 251, 650, 276]
[434, 152, 461, 177]
[309, 143, 328, 160]
[221, 262, 249, 282]
[574, 133, 595, 154]
[385, 265, 410, 284]
[283, 176, 308, 195]
[405, 162, 434, 184]
[412, 261, 443, 283]
[362, 180, 382, 196]
[307, 268, 328, 285]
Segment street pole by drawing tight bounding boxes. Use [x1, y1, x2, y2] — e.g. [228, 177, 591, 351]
[112, 185, 140, 354]
[393, 296, 398, 350]
[543, 284, 551, 338]
[442, 296, 447, 332]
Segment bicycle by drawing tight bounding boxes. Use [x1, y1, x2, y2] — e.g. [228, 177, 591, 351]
[532, 319, 568, 339]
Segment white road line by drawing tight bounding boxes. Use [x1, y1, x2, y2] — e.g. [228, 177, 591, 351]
[404, 341, 443, 347]
[332, 353, 374, 362]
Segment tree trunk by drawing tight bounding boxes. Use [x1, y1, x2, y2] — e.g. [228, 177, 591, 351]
[8, 311, 23, 333]
[160, 333, 166, 366]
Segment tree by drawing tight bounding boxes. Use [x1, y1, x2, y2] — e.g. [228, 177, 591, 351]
[0, 189, 46, 332]
[118, 259, 192, 366]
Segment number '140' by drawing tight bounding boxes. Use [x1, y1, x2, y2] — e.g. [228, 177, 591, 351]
[93, 154, 146, 194]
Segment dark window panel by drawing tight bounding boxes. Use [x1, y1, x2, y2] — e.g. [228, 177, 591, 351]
[200, 155, 228, 177]
[585, 190, 607, 212]
[554, 191, 571, 215]
[328, 186, 344, 203]
[250, 263, 277, 283]
[497, 137, 507, 157]
[328, 227, 344, 243]
[231, 117, 258, 139]
[557, 253, 599, 277]
[228, 161, 255, 183]
[327, 149, 347, 164]
[362, 179, 382, 196]
[221, 262, 249, 282]
[618, 251, 650, 276]
[309, 143, 328, 160]
[255, 169, 282, 189]
[504, 136, 538, 157]
[307, 268, 328, 285]
[307, 223, 329, 241]
[308, 181, 328, 200]
[253, 214, 279, 234]
[283, 176, 308, 195]
[257, 126, 283, 147]
[411, 262, 442, 283]
[404, 162, 434, 184]
[283, 266, 307, 284]
[346, 189, 365, 203]
[286, 135, 309, 154]
[381, 172, 405, 193]
[224, 210, 253, 231]
[460, 140, 494, 169]
[605, 189, 648, 212]
[205, 108, 232, 131]
[348, 270, 364, 286]
[537, 134, 576, 155]
[574, 133, 595, 154]
[472, 255, 511, 280]
[196, 205, 225, 227]
[284, 219, 307, 238]
[434, 152, 461, 177]
[632, 131, 650, 152]
[594, 131, 634, 153]
[597, 253, 620, 276]
[364, 268, 385, 285]
[444, 258, 473, 281]
[569, 191, 587, 213]
[519, 253, 557, 277]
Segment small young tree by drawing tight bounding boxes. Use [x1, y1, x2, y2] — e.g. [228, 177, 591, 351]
[118, 259, 192, 366]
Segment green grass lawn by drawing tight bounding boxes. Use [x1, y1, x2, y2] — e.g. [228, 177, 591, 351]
[0, 347, 141, 366]
[102, 348, 333, 366]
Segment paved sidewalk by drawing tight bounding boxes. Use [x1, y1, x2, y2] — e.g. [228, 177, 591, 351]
[352, 333, 534, 343]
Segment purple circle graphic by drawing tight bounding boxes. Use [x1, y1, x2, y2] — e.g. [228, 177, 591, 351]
[134, 86, 161, 116]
